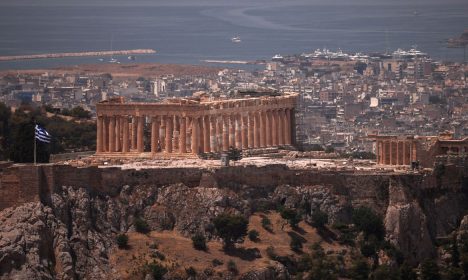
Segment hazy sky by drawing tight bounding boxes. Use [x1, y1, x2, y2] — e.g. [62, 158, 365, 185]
[3, 0, 468, 7]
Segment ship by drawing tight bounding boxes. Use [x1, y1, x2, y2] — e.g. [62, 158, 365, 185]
[272, 54, 283, 61]
[231, 36, 241, 43]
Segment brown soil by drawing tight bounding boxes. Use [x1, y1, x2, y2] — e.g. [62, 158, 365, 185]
[0, 63, 220, 79]
[109, 212, 350, 279]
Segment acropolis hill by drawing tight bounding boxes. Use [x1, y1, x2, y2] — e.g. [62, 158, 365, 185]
[1, 95, 468, 279]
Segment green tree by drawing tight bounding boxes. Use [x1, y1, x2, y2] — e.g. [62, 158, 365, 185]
[116, 234, 129, 249]
[352, 207, 385, 240]
[248, 229, 259, 242]
[420, 259, 441, 280]
[349, 259, 370, 280]
[191, 233, 207, 251]
[371, 264, 399, 280]
[298, 243, 337, 280]
[399, 263, 417, 280]
[280, 207, 301, 228]
[134, 217, 150, 234]
[213, 213, 248, 250]
[0, 103, 11, 160]
[311, 210, 328, 229]
[70, 106, 91, 119]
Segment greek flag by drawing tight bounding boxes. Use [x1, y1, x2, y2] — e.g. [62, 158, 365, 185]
[35, 125, 51, 143]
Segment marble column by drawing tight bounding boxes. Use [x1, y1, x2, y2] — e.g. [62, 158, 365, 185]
[173, 116, 179, 152]
[122, 117, 129, 153]
[272, 110, 278, 147]
[137, 116, 144, 153]
[241, 114, 248, 149]
[103, 117, 109, 152]
[203, 116, 210, 153]
[396, 141, 400, 165]
[285, 109, 292, 145]
[222, 115, 229, 152]
[159, 118, 166, 150]
[278, 109, 284, 146]
[96, 116, 103, 153]
[217, 116, 223, 152]
[191, 117, 200, 154]
[109, 116, 116, 152]
[179, 116, 186, 153]
[151, 116, 159, 153]
[115, 116, 121, 152]
[235, 115, 242, 149]
[210, 116, 217, 153]
[403, 141, 407, 165]
[131, 117, 137, 150]
[229, 115, 235, 148]
[282, 109, 289, 145]
[165, 116, 173, 153]
[266, 110, 273, 147]
[389, 141, 394, 165]
[411, 142, 417, 162]
[254, 111, 266, 148]
[248, 113, 254, 149]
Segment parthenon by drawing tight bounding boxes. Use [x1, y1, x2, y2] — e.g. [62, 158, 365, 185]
[95, 92, 298, 156]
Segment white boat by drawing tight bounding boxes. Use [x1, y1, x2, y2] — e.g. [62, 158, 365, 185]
[109, 58, 119, 63]
[272, 54, 283, 60]
[231, 36, 241, 43]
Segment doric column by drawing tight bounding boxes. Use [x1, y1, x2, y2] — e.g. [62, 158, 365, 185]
[285, 109, 292, 145]
[109, 116, 116, 152]
[222, 115, 229, 151]
[103, 117, 108, 152]
[151, 116, 160, 153]
[278, 109, 284, 146]
[266, 110, 272, 147]
[122, 116, 129, 153]
[131, 117, 137, 150]
[159, 117, 166, 151]
[272, 110, 278, 147]
[235, 114, 242, 149]
[378, 141, 383, 164]
[210, 116, 217, 153]
[179, 116, 186, 153]
[115, 116, 122, 152]
[411, 141, 417, 162]
[137, 116, 144, 153]
[389, 141, 394, 165]
[248, 113, 254, 149]
[254, 111, 260, 148]
[241, 114, 248, 149]
[96, 116, 103, 153]
[165, 116, 173, 153]
[396, 141, 400, 165]
[217, 116, 223, 151]
[403, 141, 407, 165]
[229, 115, 235, 148]
[382, 141, 387, 164]
[203, 116, 210, 153]
[191, 117, 200, 154]
[260, 111, 266, 147]
[173, 116, 179, 152]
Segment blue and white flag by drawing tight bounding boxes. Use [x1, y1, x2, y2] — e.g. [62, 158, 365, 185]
[35, 125, 51, 143]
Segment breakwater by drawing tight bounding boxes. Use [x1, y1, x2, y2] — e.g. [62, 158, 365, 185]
[0, 49, 156, 61]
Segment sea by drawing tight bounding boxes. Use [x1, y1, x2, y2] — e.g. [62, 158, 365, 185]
[0, 0, 467, 70]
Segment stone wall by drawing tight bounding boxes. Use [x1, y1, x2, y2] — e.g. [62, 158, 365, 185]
[0, 163, 463, 212]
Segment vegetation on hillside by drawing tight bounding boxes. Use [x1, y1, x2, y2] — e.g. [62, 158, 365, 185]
[0, 102, 95, 162]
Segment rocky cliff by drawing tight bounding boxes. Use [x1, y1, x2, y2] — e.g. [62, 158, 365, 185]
[0, 164, 467, 279]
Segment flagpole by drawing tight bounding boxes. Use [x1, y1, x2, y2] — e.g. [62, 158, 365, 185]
[34, 124, 36, 165]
